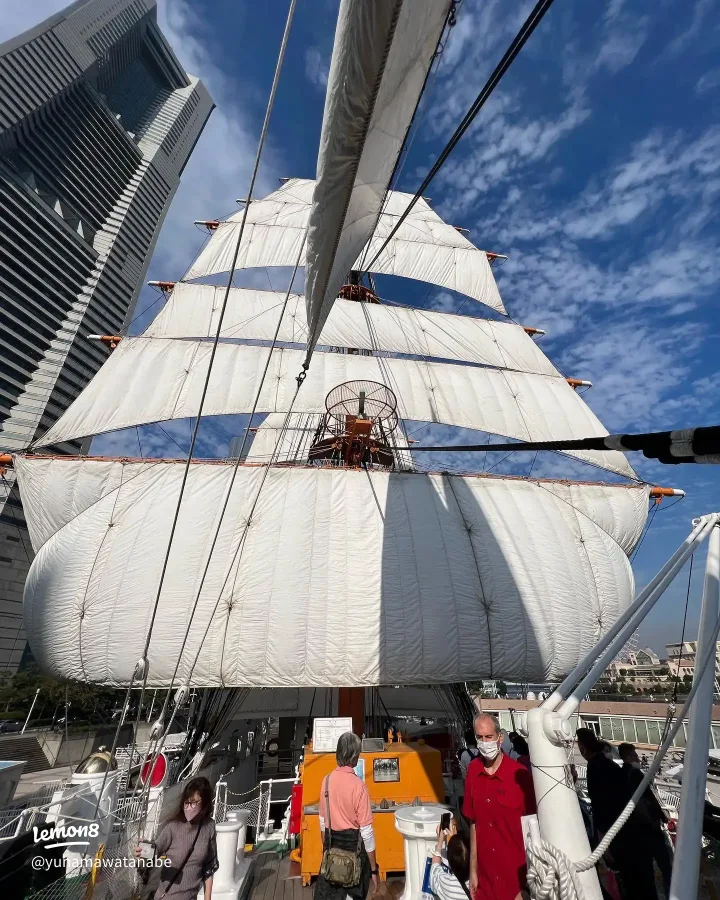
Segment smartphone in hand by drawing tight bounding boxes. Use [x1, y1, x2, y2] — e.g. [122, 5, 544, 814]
[137, 840, 155, 860]
[440, 812, 451, 832]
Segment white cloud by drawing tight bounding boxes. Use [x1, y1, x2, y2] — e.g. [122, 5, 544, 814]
[305, 48, 329, 91]
[661, 0, 716, 59]
[151, 0, 280, 278]
[696, 68, 720, 94]
[592, 0, 648, 74]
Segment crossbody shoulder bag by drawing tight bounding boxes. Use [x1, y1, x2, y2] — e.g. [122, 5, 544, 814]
[319, 772, 362, 888]
[151, 822, 202, 900]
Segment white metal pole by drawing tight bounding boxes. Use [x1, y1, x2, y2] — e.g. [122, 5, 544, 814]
[545, 515, 716, 712]
[526, 706, 603, 900]
[670, 523, 720, 900]
[556, 515, 718, 719]
[22, 688, 40, 734]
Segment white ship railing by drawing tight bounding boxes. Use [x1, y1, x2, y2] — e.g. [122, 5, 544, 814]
[214, 776, 296, 840]
[0, 777, 68, 840]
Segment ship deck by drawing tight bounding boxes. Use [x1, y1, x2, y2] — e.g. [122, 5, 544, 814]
[247, 851, 405, 900]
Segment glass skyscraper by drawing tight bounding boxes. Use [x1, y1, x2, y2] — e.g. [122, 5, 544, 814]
[0, 0, 214, 671]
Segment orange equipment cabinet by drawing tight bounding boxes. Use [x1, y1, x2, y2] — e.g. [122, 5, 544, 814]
[300, 742, 444, 885]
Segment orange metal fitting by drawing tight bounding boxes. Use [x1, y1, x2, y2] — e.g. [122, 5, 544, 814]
[649, 486, 685, 504]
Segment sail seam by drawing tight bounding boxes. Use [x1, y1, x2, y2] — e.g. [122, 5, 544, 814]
[444, 474, 494, 678]
[77, 460, 128, 683]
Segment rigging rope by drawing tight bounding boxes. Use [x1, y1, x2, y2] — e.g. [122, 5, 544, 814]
[138, 0, 299, 667]
[107, 0, 299, 830]
[629, 501, 659, 563]
[359, 0, 558, 278]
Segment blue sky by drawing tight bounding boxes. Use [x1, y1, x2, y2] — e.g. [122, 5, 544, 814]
[5, 0, 720, 656]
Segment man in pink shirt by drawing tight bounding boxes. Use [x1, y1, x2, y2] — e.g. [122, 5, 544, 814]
[317, 732, 378, 900]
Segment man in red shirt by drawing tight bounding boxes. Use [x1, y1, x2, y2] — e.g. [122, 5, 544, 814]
[462, 714, 536, 900]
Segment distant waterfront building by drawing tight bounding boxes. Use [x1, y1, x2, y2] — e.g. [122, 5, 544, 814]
[606, 647, 671, 688]
[666, 640, 720, 685]
[478, 697, 720, 754]
[0, 0, 214, 672]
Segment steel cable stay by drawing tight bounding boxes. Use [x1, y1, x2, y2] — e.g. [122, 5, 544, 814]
[358, 0, 558, 281]
[125, 376, 310, 832]
[116, 236, 307, 833]
[659, 554, 695, 745]
[629, 500, 659, 563]
[86, 0, 299, 831]
[121, 300, 311, 829]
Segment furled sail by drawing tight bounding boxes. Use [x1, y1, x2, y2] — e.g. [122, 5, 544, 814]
[34, 340, 636, 477]
[145, 284, 557, 374]
[304, 0, 451, 351]
[185, 179, 506, 315]
[15, 456, 649, 687]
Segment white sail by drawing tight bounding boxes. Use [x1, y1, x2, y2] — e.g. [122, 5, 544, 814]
[305, 0, 451, 349]
[185, 179, 506, 315]
[16, 456, 649, 687]
[146, 284, 557, 373]
[246, 413, 321, 462]
[34, 340, 635, 477]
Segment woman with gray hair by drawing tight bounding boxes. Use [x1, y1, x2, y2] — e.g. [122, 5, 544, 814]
[316, 732, 378, 900]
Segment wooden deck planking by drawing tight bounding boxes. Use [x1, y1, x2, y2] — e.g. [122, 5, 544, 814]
[247, 851, 404, 900]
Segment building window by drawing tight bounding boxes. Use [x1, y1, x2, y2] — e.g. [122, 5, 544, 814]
[611, 718, 624, 742]
[636, 719, 649, 744]
[711, 725, 720, 750]
[600, 717, 613, 740]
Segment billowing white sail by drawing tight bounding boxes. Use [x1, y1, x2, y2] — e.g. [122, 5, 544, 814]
[34, 340, 635, 477]
[146, 284, 556, 374]
[305, 0, 451, 350]
[16, 456, 649, 687]
[185, 179, 506, 315]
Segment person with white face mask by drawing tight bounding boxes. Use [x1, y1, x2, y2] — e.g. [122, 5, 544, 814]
[461, 714, 536, 900]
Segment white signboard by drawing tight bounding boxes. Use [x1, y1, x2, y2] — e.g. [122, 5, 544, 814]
[312, 717, 354, 753]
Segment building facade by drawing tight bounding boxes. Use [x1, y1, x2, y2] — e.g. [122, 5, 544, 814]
[477, 698, 720, 754]
[605, 647, 672, 688]
[0, 0, 214, 672]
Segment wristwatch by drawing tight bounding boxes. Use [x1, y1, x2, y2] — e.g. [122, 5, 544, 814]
[372, 867, 379, 875]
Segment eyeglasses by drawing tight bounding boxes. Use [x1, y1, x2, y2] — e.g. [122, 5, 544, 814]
[184, 800, 202, 808]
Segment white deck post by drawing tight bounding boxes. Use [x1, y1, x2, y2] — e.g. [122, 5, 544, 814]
[670, 523, 720, 900]
[526, 706, 603, 900]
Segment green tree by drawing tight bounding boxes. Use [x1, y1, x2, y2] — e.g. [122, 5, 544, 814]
[496, 680, 508, 698]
